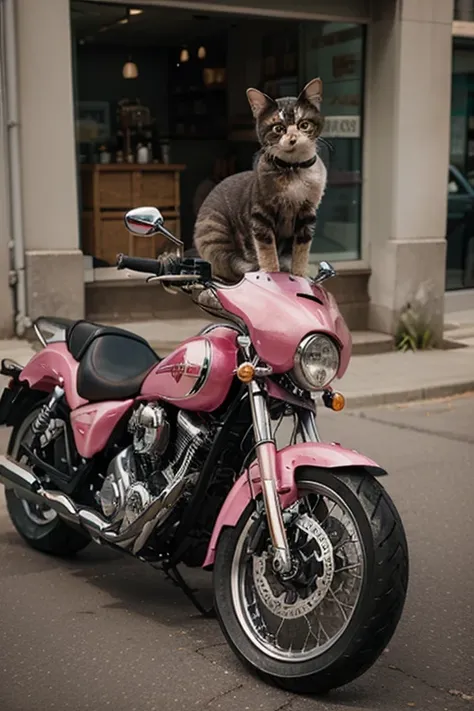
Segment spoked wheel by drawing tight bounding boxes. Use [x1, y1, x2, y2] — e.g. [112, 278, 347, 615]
[18, 490, 58, 526]
[214, 468, 409, 694]
[5, 406, 90, 556]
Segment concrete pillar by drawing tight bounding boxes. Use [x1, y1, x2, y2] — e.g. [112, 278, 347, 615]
[16, 0, 84, 322]
[0, 44, 14, 338]
[365, 0, 454, 342]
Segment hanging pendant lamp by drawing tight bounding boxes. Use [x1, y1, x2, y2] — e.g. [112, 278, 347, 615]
[123, 56, 139, 79]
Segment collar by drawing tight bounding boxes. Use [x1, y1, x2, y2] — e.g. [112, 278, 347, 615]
[271, 154, 317, 171]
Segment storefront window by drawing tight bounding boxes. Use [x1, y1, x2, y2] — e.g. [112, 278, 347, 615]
[454, 0, 474, 22]
[71, 3, 365, 267]
[302, 22, 364, 262]
[448, 40, 474, 289]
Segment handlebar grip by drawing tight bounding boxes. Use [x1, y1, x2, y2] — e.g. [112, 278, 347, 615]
[116, 254, 164, 276]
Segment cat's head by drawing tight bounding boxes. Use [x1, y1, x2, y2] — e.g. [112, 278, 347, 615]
[246, 79, 324, 164]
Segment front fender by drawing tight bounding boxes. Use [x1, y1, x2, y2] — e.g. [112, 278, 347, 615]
[202, 442, 386, 568]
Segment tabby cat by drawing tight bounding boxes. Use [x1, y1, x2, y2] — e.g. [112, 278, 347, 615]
[193, 78, 327, 282]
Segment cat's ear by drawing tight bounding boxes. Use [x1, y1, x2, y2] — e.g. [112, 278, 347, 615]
[246, 88, 276, 119]
[298, 78, 323, 110]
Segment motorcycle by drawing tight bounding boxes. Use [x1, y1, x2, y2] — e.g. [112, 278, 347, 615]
[0, 206, 408, 694]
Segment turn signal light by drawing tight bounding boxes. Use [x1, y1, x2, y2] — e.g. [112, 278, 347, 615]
[323, 390, 345, 411]
[236, 362, 255, 383]
[331, 392, 345, 411]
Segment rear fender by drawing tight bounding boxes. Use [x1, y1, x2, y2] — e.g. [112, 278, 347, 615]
[0, 384, 44, 434]
[202, 441, 386, 568]
[0, 358, 44, 433]
[19, 342, 86, 410]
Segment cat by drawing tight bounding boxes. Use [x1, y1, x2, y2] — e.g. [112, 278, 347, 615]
[193, 78, 327, 282]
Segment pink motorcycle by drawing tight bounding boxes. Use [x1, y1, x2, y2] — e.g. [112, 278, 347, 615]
[0, 207, 408, 694]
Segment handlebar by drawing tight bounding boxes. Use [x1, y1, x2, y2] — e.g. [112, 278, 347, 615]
[116, 253, 212, 282]
[116, 254, 168, 275]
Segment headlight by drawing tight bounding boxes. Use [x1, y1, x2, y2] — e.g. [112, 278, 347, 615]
[293, 334, 340, 390]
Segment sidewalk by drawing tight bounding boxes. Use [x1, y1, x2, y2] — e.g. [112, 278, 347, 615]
[337, 347, 474, 408]
[0, 318, 472, 408]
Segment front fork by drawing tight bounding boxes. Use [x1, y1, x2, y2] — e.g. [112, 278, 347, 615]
[247, 378, 320, 574]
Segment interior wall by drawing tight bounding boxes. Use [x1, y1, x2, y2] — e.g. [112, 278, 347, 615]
[77, 45, 170, 137]
[75, 21, 269, 246]
[74, 9, 366, 258]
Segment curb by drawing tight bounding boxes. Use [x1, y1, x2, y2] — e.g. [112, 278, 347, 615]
[343, 379, 474, 409]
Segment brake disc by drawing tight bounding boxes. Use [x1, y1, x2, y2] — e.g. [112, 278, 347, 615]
[252, 513, 335, 620]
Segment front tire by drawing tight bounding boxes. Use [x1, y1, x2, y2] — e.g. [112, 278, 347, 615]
[4, 405, 90, 557]
[213, 468, 409, 694]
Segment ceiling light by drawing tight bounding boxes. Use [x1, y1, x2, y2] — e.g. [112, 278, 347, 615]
[198, 46, 206, 59]
[129, 8, 144, 15]
[123, 59, 139, 79]
[118, 17, 129, 24]
[180, 47, 189, 63]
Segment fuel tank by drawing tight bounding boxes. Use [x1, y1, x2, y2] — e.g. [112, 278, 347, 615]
[140, 325, 238, 412]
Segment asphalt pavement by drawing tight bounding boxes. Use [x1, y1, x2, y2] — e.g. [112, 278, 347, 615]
[0, 394, 473, 711]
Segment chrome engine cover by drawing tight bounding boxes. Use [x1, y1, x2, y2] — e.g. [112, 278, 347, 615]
[121, 482, 152, 530]
[99, 409, 210, 541]
[98, 446, 136, 523]
[99, 447, 154, 529]
[128, 402, 169, 456]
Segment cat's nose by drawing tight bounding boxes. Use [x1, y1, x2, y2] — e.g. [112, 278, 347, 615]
[289, 136, 297, 146]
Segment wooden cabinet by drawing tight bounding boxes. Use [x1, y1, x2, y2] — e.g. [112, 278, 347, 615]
[80, 164, 185, 265]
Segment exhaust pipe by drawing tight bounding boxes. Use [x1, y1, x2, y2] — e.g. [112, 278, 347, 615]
[0, 455, 180, 553]
[0, 455, 78, 523]
[0, 455, 117, 535]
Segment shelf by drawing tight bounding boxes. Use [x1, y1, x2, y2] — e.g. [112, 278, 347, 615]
[80, 163, 186, 172]
[171, 88, 226, 97]
[169, 134, 228, 141]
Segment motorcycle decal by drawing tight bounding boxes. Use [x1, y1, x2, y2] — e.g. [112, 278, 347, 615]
[171, 364, 185, 383]
[154, 340, 211, 398]
[159, 361, 200, 382]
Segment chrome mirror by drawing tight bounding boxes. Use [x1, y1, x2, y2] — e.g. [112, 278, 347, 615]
[313, 260, 336, 284]
[124, 206, 163, 236]
[124, 206, 184, 255]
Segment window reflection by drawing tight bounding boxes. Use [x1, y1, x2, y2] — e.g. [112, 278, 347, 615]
[303, 23, 364, 262]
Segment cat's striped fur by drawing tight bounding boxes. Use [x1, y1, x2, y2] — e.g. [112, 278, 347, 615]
[193, 79, 327, 282]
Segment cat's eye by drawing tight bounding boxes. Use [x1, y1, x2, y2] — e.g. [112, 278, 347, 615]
[298, 120, 313, 131]
[272, 124, 286, 134]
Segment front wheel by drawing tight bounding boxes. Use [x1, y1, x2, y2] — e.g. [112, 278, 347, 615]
[213, 468, 409, 694]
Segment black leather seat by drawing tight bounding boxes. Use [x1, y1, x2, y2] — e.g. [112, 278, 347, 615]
[66, 320, 152, 361]
[66, 320, 159, 402]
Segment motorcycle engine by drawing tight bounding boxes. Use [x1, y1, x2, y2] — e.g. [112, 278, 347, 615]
[128, 401, 170, 458]
[97, 403, 210, 530]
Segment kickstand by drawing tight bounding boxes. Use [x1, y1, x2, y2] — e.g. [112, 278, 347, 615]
[164, 564, 216, 619]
